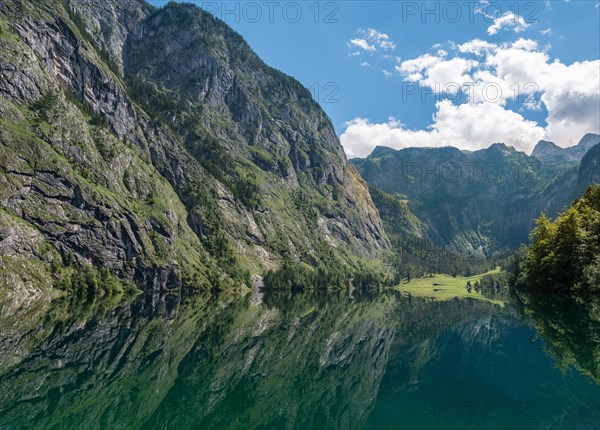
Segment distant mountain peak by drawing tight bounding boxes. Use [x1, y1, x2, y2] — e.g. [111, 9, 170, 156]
[532, 134, 600, 164]
[369, 146, 397, 158]
[488, 142, 511, 151]
[577, 133, 600, 151]
[580, 132, 600, 141]
[534, 140, 559, 150]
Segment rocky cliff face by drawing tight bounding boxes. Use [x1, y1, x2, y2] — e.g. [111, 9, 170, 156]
[122, 3, 388, 261]
[353, 140, 597, 256]
[576, 144, 600, 196]
[0, 1, 210, 295]
[0, 0, 388, 295]
[63, 0, 151, 72]
[531, 133, 600, 165]
[531, 140, 571, 164]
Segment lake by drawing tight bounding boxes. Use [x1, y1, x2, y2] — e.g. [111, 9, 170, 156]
[0, 289, 598, 429]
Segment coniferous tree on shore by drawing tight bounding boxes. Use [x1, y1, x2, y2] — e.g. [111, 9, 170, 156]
[516, 185, 600, 292]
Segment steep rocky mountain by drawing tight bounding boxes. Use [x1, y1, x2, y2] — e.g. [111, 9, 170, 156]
[353, 139, 599, 257]
[576, 144, 600, 196]
[531, 140, 564, 164]
[0, 0, 388, 296]
[122, 4, 387, 258]
[531, 133, 600, 165]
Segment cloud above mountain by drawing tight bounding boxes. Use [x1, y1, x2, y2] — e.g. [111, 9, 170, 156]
[341, 37, 600, 158]
[341, 102, 545, 158]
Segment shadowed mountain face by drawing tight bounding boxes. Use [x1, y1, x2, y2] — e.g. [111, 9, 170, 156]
[0, 291, 598, 430]
[577, 144, 600, 196]
[0, 0, 387, 295]
[353, 139, 600, 257]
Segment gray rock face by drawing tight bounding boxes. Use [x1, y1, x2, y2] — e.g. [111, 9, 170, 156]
[0, 92, 196, 292]
[0, 1, 219, 292]
[570, 133, 600, 159]
[63, 0, 152, 73]
[0, 0, 388, 294]
[123, 3, 388, 258]
[531, 140, 567, 164]
[531, 133, 600, 165]
[12, 15, 139, 139]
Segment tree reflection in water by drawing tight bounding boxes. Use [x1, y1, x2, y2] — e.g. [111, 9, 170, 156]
[0, 289, 598, 430]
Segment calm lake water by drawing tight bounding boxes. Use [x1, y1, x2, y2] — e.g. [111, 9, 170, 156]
[0, 289, 598, 430]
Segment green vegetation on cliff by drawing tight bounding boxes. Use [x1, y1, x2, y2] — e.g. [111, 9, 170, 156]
[353, 137, 599, 258]
[0, 0, 390, 295]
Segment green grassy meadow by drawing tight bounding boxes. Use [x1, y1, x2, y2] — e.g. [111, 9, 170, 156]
[396, 268, 505, 306]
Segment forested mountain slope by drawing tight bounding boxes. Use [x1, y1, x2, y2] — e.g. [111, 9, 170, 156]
[353, 139, 600, 257]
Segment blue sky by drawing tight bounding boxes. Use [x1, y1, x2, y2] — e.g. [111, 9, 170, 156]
[148, 1, 600, 156]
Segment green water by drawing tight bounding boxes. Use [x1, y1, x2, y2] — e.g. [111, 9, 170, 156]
[0, 289, 598, 430]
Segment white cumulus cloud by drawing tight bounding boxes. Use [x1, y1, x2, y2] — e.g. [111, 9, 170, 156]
[487, 12, 530, 35]
[349, 38, 376, 52]
[342, 37, 600, 156]
[341, 101, 545, 158]
[347, 28, 397, 59]
[457, 39, 497, 56]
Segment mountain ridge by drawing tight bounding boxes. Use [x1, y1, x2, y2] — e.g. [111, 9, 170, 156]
[353, 137, 599, 257]
[531, 133, 600, 164]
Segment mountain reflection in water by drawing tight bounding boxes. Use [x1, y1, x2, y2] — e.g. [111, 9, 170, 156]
[0, 289, 598, 430]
